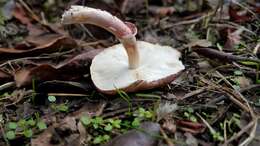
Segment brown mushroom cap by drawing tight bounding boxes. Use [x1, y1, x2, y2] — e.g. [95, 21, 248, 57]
[90, 41, 184, 94]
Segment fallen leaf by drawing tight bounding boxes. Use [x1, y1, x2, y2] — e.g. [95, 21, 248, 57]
[37, 80, 94, 94]
[176, 120, 205, 134]
[0, 69, 12, 83]
[12, 3, 32, 26]
[162, 119, 176, 134]
[224, 28, 244, 50]
[56, 117, 77, 134]
[0, 35, 77, 60]
[104, 122, 160, 146]
[234, 76, 252, 89]
[185, 132, 198, 146]
[14, 49, 102, 87]
[229, 4, 253, 23]
[31, 127, 58, 146]
[15, 64, 59, 87]
[148, 6, 175, 17]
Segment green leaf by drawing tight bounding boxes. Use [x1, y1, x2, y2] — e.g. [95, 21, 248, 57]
[57, 104, 69, 112]
[6, 131, 15, 140]
[103, 135, 110, 141]
[7, 122, 17, 130]
[80, 116, 91, 126]
[37, 121, 47, 130]
[144, 111, 153, 119]
[48, 96, 56, 103]
[190, 115, 198, 122]
[234, 70, 243, 76]
[93, 136, 103, 144]
[184, 112, 190, 118]
[111, 119, 121, 128]
[92, 117, 103, 129]
[103, 134, 111, 141]
[135, 93, 161, 99]
[132, 118, 140, 127]
[23, 129, 33, 138]
[104, 124, 113, 131]
[187, 107, 194, 113]
[18, 119, 26, 127]
[27, 119, 36, 126]
[240, 61, 259, 66]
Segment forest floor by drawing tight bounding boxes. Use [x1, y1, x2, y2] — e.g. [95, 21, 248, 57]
[0, 0, 259, 146]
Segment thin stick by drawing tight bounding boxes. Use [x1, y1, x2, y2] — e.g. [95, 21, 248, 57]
[222, 119, 256, 146]
[0, 82, 15, 91]
[160, 128, 175, 146]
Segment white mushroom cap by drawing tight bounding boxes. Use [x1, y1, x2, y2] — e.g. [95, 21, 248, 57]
[62, 6, 185, 94]
[90, 41, 184, 94]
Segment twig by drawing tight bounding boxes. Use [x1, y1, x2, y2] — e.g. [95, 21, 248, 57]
[239, 118, 258, 146]
[182, 87, 207, 100]
[215, 71, 255, 118]
[222, 119, 256, 146]
[162, 13, 209, 29]
[200, 77, 250, 112]
[253, 43, 260, 55]
[0, 124, 10, 146]
[0, 82, 15, 91]
[193, 47, 260, 64]
[239, 84, 260, 93]
[47, 93, 89, 97]
[160, 128, 175, 146]
[224, 120, 227, 142]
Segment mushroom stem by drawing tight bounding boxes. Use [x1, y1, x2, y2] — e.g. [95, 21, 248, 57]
[61, 5, 140, 69]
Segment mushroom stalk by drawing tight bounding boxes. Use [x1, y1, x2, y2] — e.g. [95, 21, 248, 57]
[62, 5, 139, 69]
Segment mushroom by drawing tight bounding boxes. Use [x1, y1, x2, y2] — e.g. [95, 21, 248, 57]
[62, 5, 184, 94]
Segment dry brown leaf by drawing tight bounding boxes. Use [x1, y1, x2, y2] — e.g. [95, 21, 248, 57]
[0, 35, 76, 60]
[104, 122, 160, 146]
[0, 69, 12, 83]
[148, 6, 175, 17]
[12, 3, 32, 26]
[176, 120, 205, 134]
[162, 119, 176, 134]
[14, 49, 102, 87]
[224, 28, 244, 50]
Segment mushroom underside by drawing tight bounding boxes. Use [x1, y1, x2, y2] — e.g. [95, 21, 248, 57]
[90, 41, 185, 94]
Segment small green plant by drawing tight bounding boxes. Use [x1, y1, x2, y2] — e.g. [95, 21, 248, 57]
[5, 131, 15, 140]
[227, 113, 241, 134]
[240, 61, 260, 83]
[116, 89, 132, 113]
[4, 116, 47, 141]
[211, 131, 224, 142]
[37, 121, 47, 131]
[134, 107, 153, 119]
[48, 95, 69, 113]
[92, 134, 110, 144]
[80, 115, 91, 126]
[79, 107, 154, 145]
[48, 95, 56, 102]
[56, 104, 69, 112]
[183, 107, 197, 122]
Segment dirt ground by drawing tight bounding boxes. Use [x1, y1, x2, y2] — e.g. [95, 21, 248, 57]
[0, 0, 260, 146]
